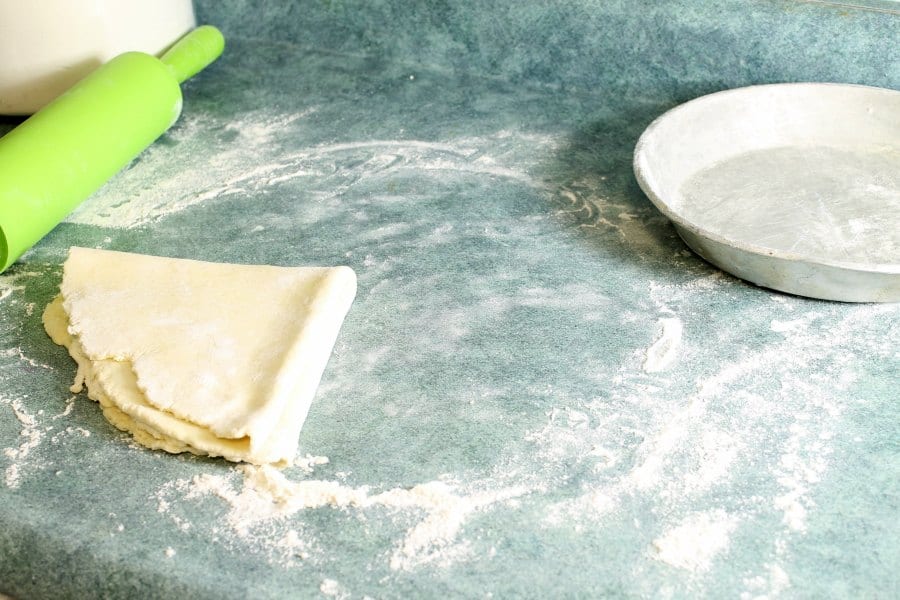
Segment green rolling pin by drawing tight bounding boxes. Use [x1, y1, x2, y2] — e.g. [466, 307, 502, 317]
[0, 25, 225, 273]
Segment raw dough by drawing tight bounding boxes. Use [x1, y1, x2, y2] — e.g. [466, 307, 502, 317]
[43, 247, 357, 465]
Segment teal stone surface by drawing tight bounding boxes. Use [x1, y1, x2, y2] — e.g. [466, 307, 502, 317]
[1, 1, 898, 598]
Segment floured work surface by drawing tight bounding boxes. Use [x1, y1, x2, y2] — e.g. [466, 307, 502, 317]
[1, 35, 899, 600]
[43, 247, 356, 466]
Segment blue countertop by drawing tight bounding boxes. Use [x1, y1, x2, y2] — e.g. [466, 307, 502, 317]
[1, 1, 898, 598]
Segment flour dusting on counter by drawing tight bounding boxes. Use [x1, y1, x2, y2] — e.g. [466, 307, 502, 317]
[643, 317, 683, 372]
[67, 109, 559, 230]
[652, 510, 738, 572]
[319, 578, 345, 597]
[154, 462, 529, 570]
[3, 398, 43, 488]
[513, 269, 898, 595]
[1, 393, 95, 489]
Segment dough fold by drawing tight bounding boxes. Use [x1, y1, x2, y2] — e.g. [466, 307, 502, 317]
[43, 247, 357, 465]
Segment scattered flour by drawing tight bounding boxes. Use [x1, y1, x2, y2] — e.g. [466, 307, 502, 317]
[2, 347, 54, 370]
[741, 563, 791, 600]
[681, 429, 741, 493]
[0, 269, 43, 297]
[67, 108, 558, 230]
[3, 398, 43, 488]
[294, 454, 330, 474]
[1, 394, 94, 489]
[4, 465, 19, 489]
[652, 510, 738, 572]
[155, 463, 528, 571]
[643, 317, 683, 373]
[0, 279, 24, 303]
[52, 396, 77, 420]
[525, 277, 896, 594]
[319, 578, 344, 597]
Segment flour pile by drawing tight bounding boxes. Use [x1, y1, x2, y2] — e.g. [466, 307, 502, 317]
[155, 460, 528, 571]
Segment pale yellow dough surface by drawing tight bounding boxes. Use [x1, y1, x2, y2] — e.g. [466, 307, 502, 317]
[42, 247, 357, 465]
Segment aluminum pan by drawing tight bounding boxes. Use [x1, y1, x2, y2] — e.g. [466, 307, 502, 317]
[634, 83, 900, 302]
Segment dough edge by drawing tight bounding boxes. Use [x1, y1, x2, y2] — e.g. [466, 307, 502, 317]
[44, 295, 266, 464]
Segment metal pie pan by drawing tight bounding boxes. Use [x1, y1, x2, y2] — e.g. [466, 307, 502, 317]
[634, 83, 900, 302]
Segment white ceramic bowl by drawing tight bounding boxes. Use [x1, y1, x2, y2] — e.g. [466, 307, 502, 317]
[0, 0, 196, 115]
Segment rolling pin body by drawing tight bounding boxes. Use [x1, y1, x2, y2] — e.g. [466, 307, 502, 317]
[0, 25, 224, 272]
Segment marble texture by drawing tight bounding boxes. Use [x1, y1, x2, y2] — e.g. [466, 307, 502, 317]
[195, 0, 900, 98]
[1, 1, 898, 598]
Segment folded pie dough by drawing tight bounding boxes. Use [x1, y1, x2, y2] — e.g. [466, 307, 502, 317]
[42, 247, 356, 466]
